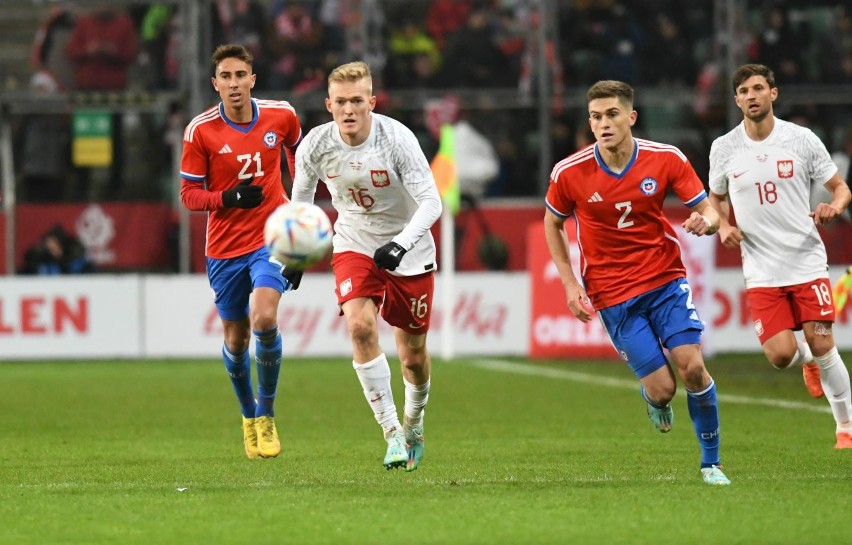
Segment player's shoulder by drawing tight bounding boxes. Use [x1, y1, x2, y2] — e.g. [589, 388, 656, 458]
[551, 144, 596, 179]
[373, 113, 418, 139]
[255, 98, 298, 116]
[636, 138, 687, 161]
[183, 104, 221, 142]
[373, 113, 423, 156]
[709, 124, 743, 154]
[774, 116, 818, 141]
[297, 121, 337, 156]
[774, 117, 827, 154]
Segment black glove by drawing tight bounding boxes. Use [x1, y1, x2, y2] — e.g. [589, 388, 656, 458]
[373, 241, 407, 271]
[222, 178, 263, 209]
[280, 266, 303, 291]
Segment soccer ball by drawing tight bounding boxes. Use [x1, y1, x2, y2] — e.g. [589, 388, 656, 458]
[264, 202, 333, 270]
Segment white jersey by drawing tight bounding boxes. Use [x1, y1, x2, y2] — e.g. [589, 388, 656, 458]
[292, 113, 442, 276]
[709, 117, 837, 288]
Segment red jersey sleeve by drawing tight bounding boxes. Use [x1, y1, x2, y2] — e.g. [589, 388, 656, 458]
[669, 150, 708, 206]
[545, 172, 575, 218]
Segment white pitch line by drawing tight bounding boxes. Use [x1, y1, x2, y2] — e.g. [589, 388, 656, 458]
[470, 358, 832, 414]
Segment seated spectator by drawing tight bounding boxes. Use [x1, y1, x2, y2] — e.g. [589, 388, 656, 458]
[642, 13, 695, 86]
[385, 18, 441, 89]
[426, 0, 473, 50]
[212, 0, 270, 83]
[441, 8, 512, 88]
[818, 6, 852, 84]
[22, 225, 95, 276]
[30, 4, 77, 92]
[138, 4, 179, 89]
[65, 4, 138, 91]
[751, 5, 810, 83]
[266, 0, 323, 90]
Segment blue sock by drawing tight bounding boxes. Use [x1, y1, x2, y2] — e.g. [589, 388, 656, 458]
[222, 345, 256, 418]
[686, 378, 721, 468]
[254, 326, 282, 418]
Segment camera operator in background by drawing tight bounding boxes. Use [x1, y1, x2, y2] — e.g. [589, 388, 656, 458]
[22, 225, 95, 275]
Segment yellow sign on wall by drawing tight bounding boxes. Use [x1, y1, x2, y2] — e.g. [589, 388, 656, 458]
[72, 110, 112, 167]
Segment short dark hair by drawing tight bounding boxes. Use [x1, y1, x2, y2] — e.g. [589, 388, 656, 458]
[586, 80, 634, 109]
[732, 64, 776, 92]
[211, 44, 253, 75]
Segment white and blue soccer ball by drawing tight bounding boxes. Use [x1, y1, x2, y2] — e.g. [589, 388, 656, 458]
[264, 202, 333, 270]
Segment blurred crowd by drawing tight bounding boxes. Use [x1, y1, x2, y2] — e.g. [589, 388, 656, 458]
[12, 0, 852, 203]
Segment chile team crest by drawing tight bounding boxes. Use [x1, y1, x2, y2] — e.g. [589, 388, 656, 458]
[777, 160, 793, 178]
[639, 177, 658, 196]
[263, 131, 278, 148]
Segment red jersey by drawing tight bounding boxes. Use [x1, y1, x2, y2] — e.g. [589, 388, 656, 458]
[545, 139, 707, 309]
[180, 98, 301, 258]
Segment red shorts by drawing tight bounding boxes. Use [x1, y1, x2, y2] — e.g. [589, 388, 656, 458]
[331, 251, 434, 334]
[745, 278, 835, 343]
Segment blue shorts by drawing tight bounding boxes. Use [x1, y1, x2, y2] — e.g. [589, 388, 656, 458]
[207, 246, 287, 321]
[598, 278, 704, 379]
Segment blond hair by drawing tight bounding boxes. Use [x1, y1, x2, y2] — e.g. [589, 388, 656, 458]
[328, 61, 373, 94]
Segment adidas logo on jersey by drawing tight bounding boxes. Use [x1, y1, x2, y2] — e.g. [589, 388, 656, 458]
[587, 192, 603, 202]
[218, 144, 233, 154]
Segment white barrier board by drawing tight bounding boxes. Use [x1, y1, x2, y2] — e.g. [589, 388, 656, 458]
[142, 272, 530, 358]
[0, 269, 848, 360]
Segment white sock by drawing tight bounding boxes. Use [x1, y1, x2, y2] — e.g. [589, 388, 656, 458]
[813, 347, 851, 427]
[403, 378, 430, 428]
[787, 339, 813, 368]
[353, 354, 401, 437]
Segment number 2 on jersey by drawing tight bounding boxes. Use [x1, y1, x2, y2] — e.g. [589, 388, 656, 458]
[615, 201, 634, 229]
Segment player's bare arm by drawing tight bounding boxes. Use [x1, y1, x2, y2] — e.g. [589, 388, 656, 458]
[683, 199, 720, 237]
[809, 173, 851, 226]
[708, 190, 744, 249]
[543, 210, 593, 323]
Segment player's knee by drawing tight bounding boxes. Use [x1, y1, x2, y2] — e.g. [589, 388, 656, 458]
[224, 334, 251, 354]
[222, 318, 251, 353]
[765, 349, 796, 369]
[400, 347, 428, 373]
[347, 315, 377, 346]
[644, 382, 676, 405]
[805, 329, 834, 357]
[249, 303, 277, 330]
[680, 363, 709, 390]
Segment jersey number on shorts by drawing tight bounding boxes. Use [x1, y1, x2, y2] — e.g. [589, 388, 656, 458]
[410, 294, 428, 319]
[680, 282, 696, 310]
[811, 282, 832, 307]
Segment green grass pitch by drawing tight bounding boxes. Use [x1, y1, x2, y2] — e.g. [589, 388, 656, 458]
[1, 353, 849, 544]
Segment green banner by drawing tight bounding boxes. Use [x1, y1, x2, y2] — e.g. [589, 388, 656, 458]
[72, 110, 112, 167]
